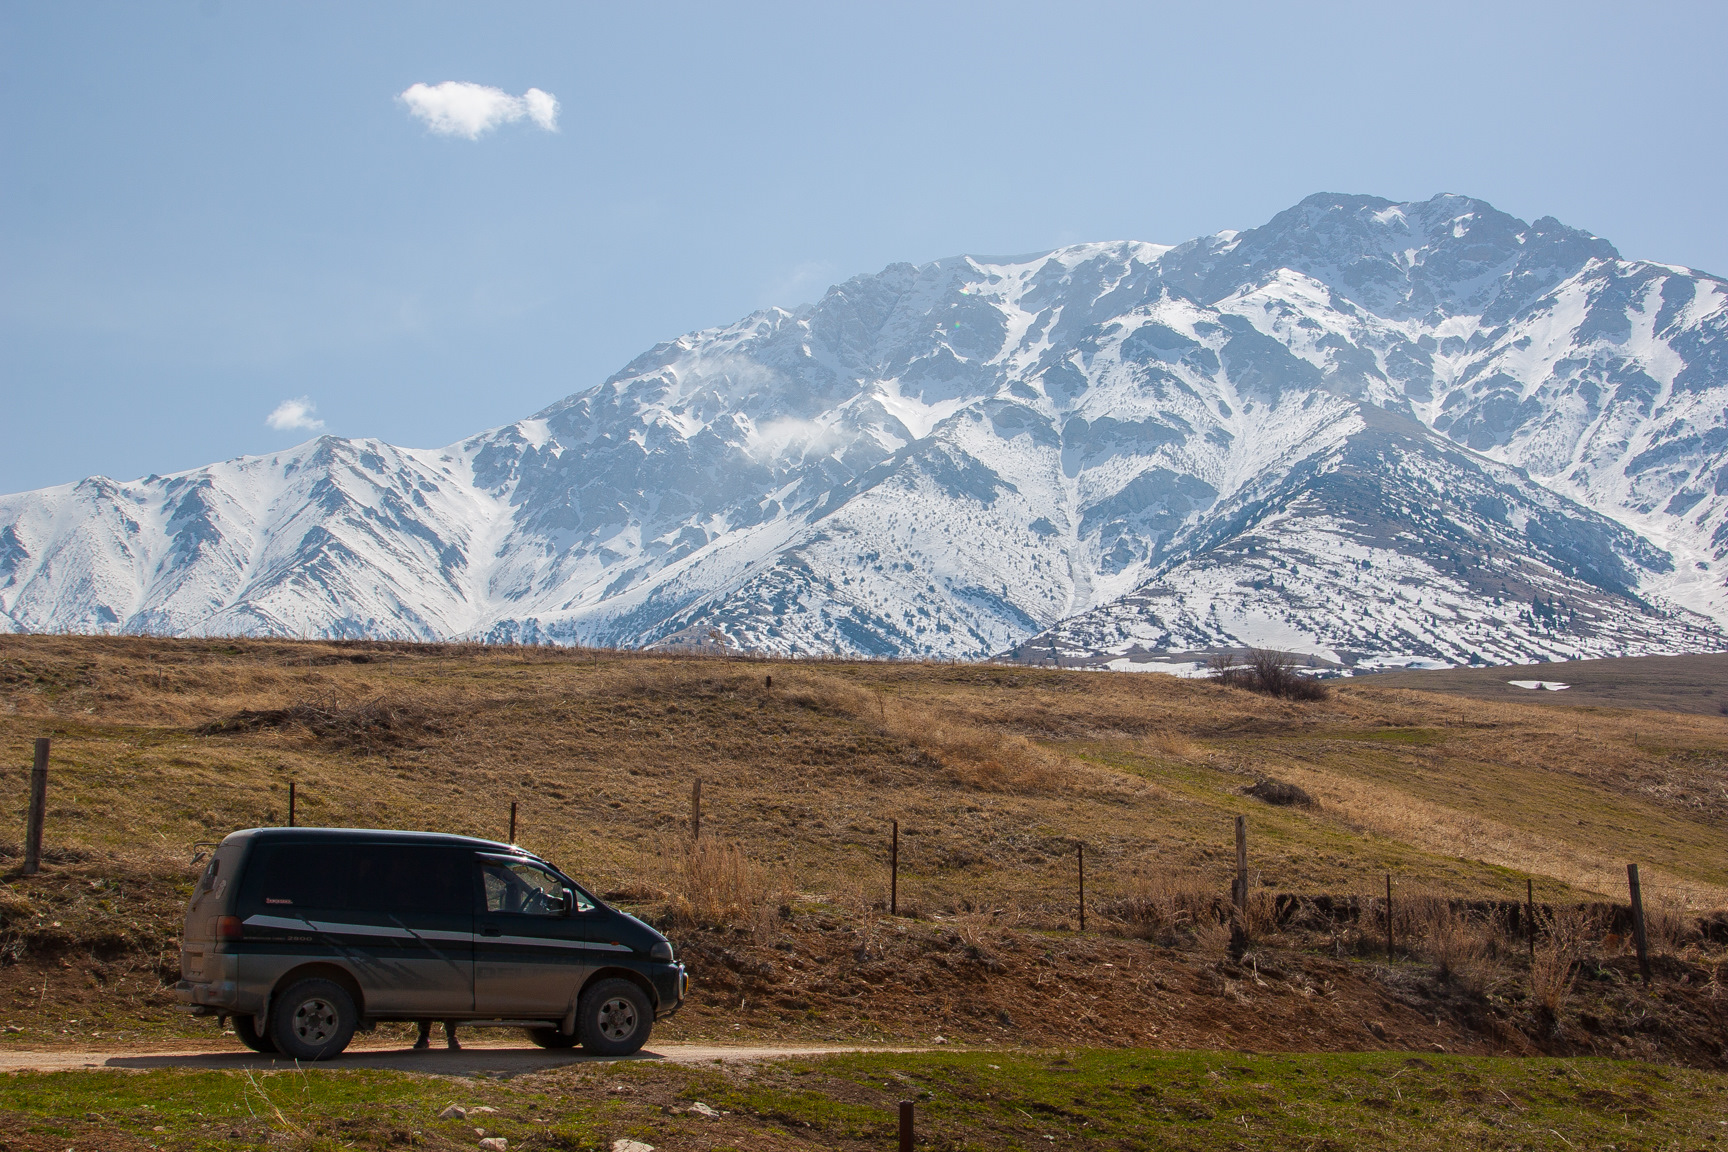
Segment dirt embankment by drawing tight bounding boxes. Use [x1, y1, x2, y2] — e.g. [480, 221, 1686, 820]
[2, 855, 1725, 1069]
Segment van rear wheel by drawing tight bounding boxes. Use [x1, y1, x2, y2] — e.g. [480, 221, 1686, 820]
[525, 1026, 579, 1049]
[233, 1015, 276, 1054]
[269, 978, 356, 1061]
[576, 978, 652, 1057]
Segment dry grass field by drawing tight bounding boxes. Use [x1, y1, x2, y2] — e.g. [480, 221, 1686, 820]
[1364, 652, 1728, 716]
[1, 635, 1726, 1064]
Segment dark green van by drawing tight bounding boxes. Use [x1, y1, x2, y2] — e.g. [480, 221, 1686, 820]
[176, 828, 686, 1060]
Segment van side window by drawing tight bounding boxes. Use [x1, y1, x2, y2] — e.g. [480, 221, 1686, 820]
[246, 845, 356, 910]
[480, 859, 585, 916]
[240, 845, 469, 914]
[351, 848, 468, 914]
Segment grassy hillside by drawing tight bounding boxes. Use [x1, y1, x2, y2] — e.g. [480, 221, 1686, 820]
[4, 636, 1725, 906]
[1, 635, 1726, 1061]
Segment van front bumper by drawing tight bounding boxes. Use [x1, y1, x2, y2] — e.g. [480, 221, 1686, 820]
[652, 963, 688, 1019]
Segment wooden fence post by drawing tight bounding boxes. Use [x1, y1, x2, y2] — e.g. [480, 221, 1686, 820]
[1232, 815, 1248, 912]
[1526, 877, 1536, 964]
[690, 779, 702, 841]
[288, 781, 297, 828]
[509, 801, 517, 844]
[1385, 873, 1394, 961]
[898, 1099, 914, 1152]
[1077, 842, 1086, 932]
[890, 819, 899, 917]
[22, 738, 49, 876]
[1627, 863, 1652, 986]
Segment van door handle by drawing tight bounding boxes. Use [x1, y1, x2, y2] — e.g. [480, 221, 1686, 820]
[481, 927, 501, 937]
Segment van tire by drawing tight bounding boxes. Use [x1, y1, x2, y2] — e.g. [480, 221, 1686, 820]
[576, 978, 652, 1056]
[234, 1014, 276, 1054]
[525, 1026, 579, 1049]
[269, 979, 356, 1061]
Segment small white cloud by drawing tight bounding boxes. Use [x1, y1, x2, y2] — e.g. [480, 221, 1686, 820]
[522, 88, 559, 131]
[399, 81, 560, 139]
[267, 397, 325, 432]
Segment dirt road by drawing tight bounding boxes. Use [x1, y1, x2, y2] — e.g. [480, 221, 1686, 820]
[0, 1042, 923, 1076]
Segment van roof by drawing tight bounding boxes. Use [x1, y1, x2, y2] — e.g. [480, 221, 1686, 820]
[222, 827, 525, 852]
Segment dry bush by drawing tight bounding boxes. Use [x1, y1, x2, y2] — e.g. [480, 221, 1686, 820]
[1643, 892, 1693, 955]
[1529, 904, 1590, 1029]
[1242, 778, 1315, 808]
[1211, 649, 1331, 701]
[1098, 870, 1227, 943]
[1400, 885, 1493, 983]
[653, 835, 789, 936]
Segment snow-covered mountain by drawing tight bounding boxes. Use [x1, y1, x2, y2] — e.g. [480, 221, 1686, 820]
[4, 192, 1726, 668]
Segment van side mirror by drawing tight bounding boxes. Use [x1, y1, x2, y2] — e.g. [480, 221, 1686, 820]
[559, 888, 576, 917]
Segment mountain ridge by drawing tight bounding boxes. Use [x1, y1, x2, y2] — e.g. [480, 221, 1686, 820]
[4, 192, 1726, 668]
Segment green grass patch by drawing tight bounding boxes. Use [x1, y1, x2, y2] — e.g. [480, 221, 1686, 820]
[0, 1050, 1722, 1151]
[740, 1049, 1728, 1151]
[0, 1066, 583, 1150]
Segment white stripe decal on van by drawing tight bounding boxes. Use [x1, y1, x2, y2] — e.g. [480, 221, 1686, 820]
[243, 915, 468, 943]
[241, 915, 630, 951]
[484, 935, 634, 952]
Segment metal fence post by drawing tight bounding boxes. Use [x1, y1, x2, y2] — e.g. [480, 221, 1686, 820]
[1077, 842, 1086, 931]
[890, 819, 899, 917]
[22, 739, 49, 876]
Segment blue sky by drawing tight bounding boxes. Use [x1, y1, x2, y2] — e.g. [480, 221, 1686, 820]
[3, 1, 1726, 494]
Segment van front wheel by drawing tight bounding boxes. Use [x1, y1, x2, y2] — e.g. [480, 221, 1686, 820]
[270, 979, 356, 1061]
[576, 979, 652, 1056]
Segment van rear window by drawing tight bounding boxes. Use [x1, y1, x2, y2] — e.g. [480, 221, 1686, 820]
[241, 845, 470, 914]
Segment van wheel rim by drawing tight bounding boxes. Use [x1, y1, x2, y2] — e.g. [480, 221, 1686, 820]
[596, 997, 637, 1040]
[291, 998, 339, 1045]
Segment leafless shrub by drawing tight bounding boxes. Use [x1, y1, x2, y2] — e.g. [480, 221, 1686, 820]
[1210, 649, 1330, 701]
[1243, 778, 1315, 808]
[1401, 885, 1493, 984]
[1530, 904, 1589, 1031]
[1099, 870, 1236, 945]
[652, 835, 790, 936]
[1643, 892, 1693, 955]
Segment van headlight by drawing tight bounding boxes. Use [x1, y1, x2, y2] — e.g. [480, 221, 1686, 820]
[649, 940, 674, 963]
